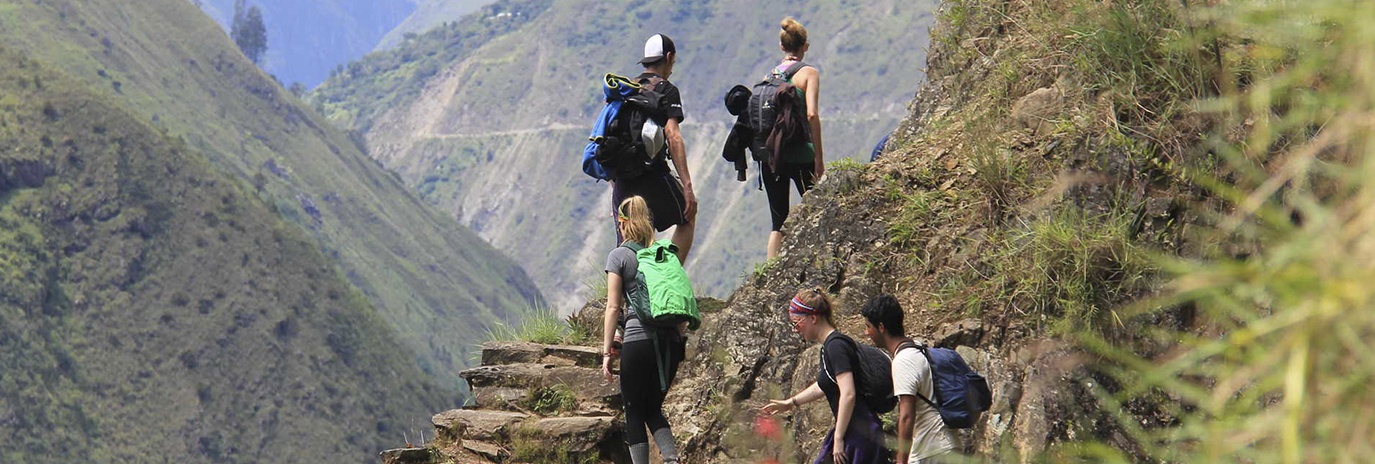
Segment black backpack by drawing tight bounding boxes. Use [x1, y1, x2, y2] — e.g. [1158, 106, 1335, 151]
[746, 61, 809, 165]
[593, 75, 668, 180]
[820, 333, 899, 414]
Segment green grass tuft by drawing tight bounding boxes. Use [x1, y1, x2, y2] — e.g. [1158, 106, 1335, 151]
[524, 384, 578, 416]
[485, 305, 591, 345]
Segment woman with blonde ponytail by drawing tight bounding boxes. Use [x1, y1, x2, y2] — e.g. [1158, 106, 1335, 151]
[601, 196, 688, 464]
[763, 17, 826, 260]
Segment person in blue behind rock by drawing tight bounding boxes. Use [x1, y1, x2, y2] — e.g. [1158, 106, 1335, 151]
[761, 288, 887, 464]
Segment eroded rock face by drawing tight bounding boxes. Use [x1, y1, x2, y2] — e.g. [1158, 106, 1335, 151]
[1011, 87, 1064, 135]
[378, 447, 431, 464]
[0, 158, 53, 193]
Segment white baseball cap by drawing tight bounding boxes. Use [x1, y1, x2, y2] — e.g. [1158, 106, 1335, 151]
[639, 33, 676, 65]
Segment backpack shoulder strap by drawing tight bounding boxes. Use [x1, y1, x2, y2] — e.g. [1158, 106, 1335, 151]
[898, 342, 940, 409]
[896, 340, 921, 354]
[782, 61, 810, 80]
[639, 74, 666, 92]
[819, 335, 849, 384]
[618, 240, 647, 309]
[821, 333, 865, 384]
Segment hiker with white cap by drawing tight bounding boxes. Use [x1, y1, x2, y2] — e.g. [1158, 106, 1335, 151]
[609, 33, 698, 262]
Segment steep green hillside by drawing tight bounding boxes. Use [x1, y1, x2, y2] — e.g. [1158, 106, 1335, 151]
[0, 46, 444, 463]
[0, 0, 544, 387]
[311, 0, 938, 310]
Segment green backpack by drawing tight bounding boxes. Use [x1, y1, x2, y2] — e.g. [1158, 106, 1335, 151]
[623, 239, 701, 331]
[622, 239, 700, 392]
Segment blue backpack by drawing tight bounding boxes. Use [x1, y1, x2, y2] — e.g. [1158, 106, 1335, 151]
[901, 341, 992, 429]
[582, 73, 667, 181]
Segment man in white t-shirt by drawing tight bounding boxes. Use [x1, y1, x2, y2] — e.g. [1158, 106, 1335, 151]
[861, 295, 958, 464]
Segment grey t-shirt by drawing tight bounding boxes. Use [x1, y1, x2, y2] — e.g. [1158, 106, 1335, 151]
[605, 245, 653, 343]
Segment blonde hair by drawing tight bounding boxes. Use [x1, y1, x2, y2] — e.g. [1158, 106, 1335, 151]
[617, 196, 655, 247]
[780, 17, 808, 54]
[793, 286, 835, 327]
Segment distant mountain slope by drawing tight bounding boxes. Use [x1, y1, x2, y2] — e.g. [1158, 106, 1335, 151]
[375, 0, 498, 50]
[0, 0, 543, 389]
[195, 0, 417, 87]
[0, 45, 444, 463]
[312, 0, 938, 310]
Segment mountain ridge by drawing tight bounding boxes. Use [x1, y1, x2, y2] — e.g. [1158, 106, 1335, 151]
[0, 0, 546, 388]
[0, 44, 447, 463]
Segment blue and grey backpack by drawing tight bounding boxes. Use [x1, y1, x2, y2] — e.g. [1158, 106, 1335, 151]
[582, 73, 667, 181]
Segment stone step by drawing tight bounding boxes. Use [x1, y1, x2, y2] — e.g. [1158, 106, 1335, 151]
[432, 409, 530, 443]
[462, 440, 504, 462]
[378, 447, 431, 464]
[460, 363, 620, 413]
[428, 409, 626, 464]
[504, 416, 622, 463]
[481, 341, 602, 369]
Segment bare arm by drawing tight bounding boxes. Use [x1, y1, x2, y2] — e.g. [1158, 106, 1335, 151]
[760, 381, 826, 415]
[799, 67, 824, 179]
[664, 118, 696, 222]
[601, 271, 624, 381]
[832, 370, 856, 463]
[895, 395, 918, 464]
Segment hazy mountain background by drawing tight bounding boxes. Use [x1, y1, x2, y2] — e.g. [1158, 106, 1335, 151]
[0, 44, 446, 463]
[194, 0, 497, 87]
[377, 0, 499, 50]
[194, 0, 414, 87]
[1, 0, 550, 460]
[311, 0, 941, 312]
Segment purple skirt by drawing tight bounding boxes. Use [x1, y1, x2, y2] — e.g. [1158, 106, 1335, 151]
[812, 410, 888, 464]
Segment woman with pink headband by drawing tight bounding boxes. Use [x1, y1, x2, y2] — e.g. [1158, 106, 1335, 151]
[761, 288, 886, 464]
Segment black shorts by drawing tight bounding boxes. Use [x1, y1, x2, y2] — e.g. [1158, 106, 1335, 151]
[762, 162, 816, 231]
[612, 169, 688, 233]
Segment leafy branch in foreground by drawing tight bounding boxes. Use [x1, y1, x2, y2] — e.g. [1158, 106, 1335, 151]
[1061, 1, 1375, 462]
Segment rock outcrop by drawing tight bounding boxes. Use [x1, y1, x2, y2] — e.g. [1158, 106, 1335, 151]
[382, 341, 629, 464]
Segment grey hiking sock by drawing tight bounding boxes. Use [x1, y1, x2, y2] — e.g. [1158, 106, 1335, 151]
[653, 427, 680, 462]
[629, 442, 650, 464]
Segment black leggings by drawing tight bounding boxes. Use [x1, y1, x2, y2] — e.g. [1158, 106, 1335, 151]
[619, 334, 684, 446]
[762, 162, 817, 231]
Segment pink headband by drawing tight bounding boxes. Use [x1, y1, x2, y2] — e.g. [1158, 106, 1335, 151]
[788, 297, 821, 316]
